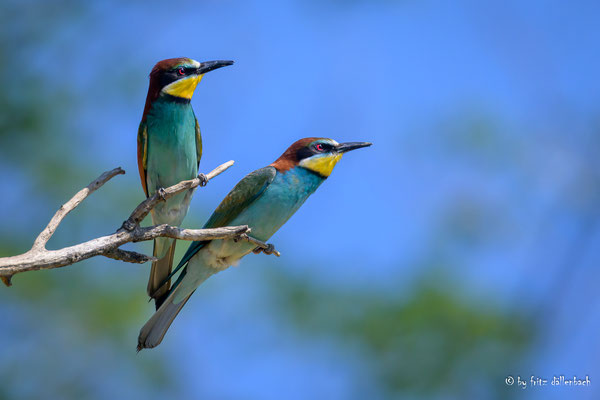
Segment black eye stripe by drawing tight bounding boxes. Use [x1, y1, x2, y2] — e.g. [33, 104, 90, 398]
[158, 66, 196, 88]
[314, 143, 332, 152]
[171, 66, 195, 75]
[296, 142, 334, 160]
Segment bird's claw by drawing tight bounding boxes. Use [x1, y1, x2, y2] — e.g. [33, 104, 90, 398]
[264, 244, 275, 255]
[253, 243, 276, 255]
[121, 219, 136, 232]
[157, 187, 167, 201]
[198, 173, 208, 187]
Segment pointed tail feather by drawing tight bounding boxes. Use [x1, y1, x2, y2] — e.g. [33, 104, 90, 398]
[147, 238, 176, 310]
[138, 257, 221, 350]
[137, 288, 193, 351]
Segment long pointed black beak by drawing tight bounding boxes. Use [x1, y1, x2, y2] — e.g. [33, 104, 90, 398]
[196, 60, 234, 75]
[335, 141, 372, 153]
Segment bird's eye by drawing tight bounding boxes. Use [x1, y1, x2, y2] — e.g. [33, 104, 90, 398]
[177, 67, 185, 76]
[314, 143, 325, 152]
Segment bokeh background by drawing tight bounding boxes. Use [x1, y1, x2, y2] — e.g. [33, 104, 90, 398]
[1, 1, 599, 399]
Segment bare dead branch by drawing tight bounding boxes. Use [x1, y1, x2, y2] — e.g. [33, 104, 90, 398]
[122, 160, 235, 231]
[103, 248, 157, 264]
[0, 160, 278, 286]
[0, 225, 252, 280]
[32, 167, 125, 250]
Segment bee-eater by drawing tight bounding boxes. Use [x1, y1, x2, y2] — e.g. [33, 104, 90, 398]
[137, 137, 372, 350]
[138, 57, 233, 309]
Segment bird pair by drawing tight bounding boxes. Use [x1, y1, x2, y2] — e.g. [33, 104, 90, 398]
[136, 57, 371, 350]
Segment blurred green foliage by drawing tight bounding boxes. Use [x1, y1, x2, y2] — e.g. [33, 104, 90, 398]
[269, 269, 532, 399]
[0, 3, 173, 399]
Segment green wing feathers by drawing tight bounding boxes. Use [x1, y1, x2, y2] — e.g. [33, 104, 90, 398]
[137, 122, 149, 197]
[195, 118, 202, 168]
[174, 167, 277, 271]
[204, 166, 276, 229]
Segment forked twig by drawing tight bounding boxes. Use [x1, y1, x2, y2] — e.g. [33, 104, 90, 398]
[0, 160, 279, 286]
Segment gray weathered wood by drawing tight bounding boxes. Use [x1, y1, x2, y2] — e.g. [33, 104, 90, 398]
[0, 160, 279, 287]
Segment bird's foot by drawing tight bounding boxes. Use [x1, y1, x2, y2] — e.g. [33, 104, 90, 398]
[157, 187, 167, 201]
[263, 243, 276, 255]
[198, 173, 208, 187]
[253, 243, 279, 257]
[121, 219, 136, 232]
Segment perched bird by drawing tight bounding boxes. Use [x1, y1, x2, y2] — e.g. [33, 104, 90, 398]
[137, 57, 233, 309]
[138, 137, 372, 350]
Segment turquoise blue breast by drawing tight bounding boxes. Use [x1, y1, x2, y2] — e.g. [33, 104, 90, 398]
[145, 97, 199, 227]
[229, 167, 325, 242]
[145, 97, 198, 192]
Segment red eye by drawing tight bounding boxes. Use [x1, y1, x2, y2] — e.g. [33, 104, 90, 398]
[177, 67, 185, 76]
[315, 143, 324, 152]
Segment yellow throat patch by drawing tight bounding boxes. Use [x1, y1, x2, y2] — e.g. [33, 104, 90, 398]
[163, 74, 203, 99]
[299, 153, 343, 177]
